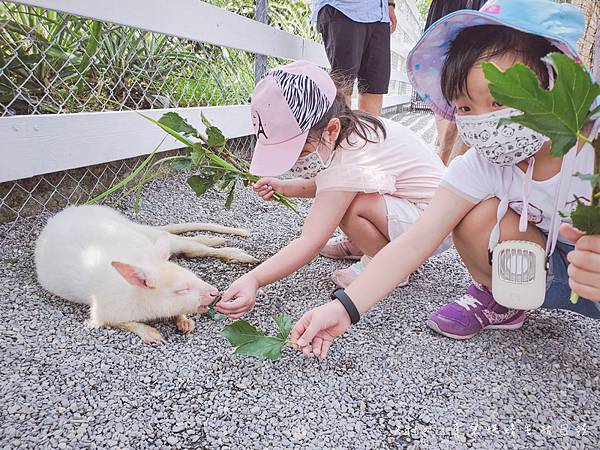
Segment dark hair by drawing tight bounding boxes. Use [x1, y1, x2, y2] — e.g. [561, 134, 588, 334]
[424, 0, 486, 32]
[441, 25, 558, 103]
[307, 72, 387, 149]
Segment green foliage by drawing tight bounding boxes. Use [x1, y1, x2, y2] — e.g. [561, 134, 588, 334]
[220, 314, 294, 360]
[415, 0, 433, 22]
[570, 203, 600, 235]
[1, 1, 317, 115]
[144, 112, 299, 214]
[482, 53, 600, 157]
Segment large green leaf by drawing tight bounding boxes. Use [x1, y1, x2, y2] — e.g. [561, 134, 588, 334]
[571, 204, 600, 234]
[220, 320, 265, 347]
[482, 52, 600, 157]
[220, 315, 294, 360]
[159, 112, 198, 137]
[273, 314, 292, 341]
[234, 337, 285, 360]
[187, 175, 215, 196]
[171, 158, 193, 171]
[225, 181, 236, 209]
[206, 126, 226, 148]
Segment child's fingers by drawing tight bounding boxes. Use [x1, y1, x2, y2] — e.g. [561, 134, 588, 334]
[216, 296, 253, 314]
[291, 313, 310, 344]
[568, 277, 600, 302]
[252, 178, 273, 190]
[312, 337, 323, 358]
[560, 223, 585, 244]
[320, 340, 332, 359]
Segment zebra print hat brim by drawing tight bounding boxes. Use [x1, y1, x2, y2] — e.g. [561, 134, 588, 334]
[249, 60, 336, 176]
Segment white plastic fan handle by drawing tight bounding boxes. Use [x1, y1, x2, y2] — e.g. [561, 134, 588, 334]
[491, 240, 547, 310]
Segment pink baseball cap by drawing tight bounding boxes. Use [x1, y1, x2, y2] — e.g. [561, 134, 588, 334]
[249, 60, 337, 176]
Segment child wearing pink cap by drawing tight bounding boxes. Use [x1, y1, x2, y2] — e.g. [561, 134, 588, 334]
[215, 60, 450, 319]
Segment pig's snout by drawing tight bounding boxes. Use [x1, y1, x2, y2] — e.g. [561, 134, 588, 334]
[199, 286, 219, 305]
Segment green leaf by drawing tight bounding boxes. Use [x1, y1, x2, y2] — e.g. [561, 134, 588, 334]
[191, 144, 204, 166]
[170, 158, 193, 171]
[159, 112, 198, 137]
[202, 306, 226, 321]
[225, 181, 236, 209]
[220, 315, 294, 360]
[220, 320, 264, 347]
[140, 113, 195, 148]
[574, 172, 600, 189]
[206, 126, 226, 148]
[234, 337, 285, 360]
[187, 175, 215, 196]
[571, 203, 600, 234]
[482, 52, 600, 157]
[273, 314, 292, 341]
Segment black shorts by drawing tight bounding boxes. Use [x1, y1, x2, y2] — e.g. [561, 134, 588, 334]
[317, 5, 391, 95]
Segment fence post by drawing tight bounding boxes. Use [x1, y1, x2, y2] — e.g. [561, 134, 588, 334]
[254, 0, 269, 84]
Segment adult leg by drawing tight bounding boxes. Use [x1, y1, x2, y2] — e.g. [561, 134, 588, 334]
[358, 93, 384, 116]
[447, 135, 470, 165]
[356, 20, 390, 116]
[437, 117, 458, 165]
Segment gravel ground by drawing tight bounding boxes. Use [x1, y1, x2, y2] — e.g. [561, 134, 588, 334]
[1, 112, 600, 449]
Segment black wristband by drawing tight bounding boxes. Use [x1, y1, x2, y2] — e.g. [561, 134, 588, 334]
[331, 288, 360, 325]
[388, 2, 396, 7]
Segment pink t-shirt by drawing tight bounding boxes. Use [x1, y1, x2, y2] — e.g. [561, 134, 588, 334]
[315, 117, 446, 204]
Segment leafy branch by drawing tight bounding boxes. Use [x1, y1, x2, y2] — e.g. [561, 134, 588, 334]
[88, 112, 299, 214]
[220, 314, 294, 360]
[141, 112, 299, 214]
[483, 52, 600, 303]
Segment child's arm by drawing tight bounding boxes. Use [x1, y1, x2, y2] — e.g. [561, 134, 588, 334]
[217, 190, 356, 318]
[253, 177, 316, 200]
[291, 186, 477, 358]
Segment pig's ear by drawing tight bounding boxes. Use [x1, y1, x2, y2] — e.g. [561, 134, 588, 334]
[152, 234, 171, 261]
[111, 262, 153, 289]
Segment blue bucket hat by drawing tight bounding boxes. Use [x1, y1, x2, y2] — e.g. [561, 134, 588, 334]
[407, 0, 585, 121]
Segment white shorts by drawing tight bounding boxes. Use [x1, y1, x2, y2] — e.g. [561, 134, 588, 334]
[383, 195, 451, 256]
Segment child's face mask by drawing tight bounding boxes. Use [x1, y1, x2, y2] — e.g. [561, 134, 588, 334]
[289, 134, 335, 179]
[455, 108, 548, 166]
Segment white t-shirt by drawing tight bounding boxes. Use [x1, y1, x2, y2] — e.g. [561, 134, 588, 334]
[441, 144, 595, 244]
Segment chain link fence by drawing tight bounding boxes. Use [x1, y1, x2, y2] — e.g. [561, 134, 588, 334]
[0, 0, 316, 250]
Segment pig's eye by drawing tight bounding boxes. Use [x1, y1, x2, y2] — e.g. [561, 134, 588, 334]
[175, 288, 191, 295]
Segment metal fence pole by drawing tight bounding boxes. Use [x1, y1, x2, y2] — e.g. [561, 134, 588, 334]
[254, 0, 268, 84]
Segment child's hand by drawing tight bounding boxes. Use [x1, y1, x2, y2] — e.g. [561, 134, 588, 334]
[253, 177, 286, 201]
[291, 301, 352, 360]
[217, 274, 259, 319]
[561, 224, 600, 301]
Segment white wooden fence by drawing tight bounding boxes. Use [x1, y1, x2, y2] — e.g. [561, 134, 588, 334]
[0, 0, 416, 245]
[1, 0, 329, 183]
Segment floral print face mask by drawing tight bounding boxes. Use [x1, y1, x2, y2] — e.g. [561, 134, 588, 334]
[289, 135, 335, 179]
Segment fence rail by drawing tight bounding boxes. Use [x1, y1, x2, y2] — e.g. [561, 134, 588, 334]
[0, 0, 415, 249]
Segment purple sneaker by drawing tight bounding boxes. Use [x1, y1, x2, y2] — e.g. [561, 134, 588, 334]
[427, 283, 526, 340]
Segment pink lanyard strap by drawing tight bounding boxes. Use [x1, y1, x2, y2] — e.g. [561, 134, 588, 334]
[518, 157, 535, 233]
[488, 150, 578, 258]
